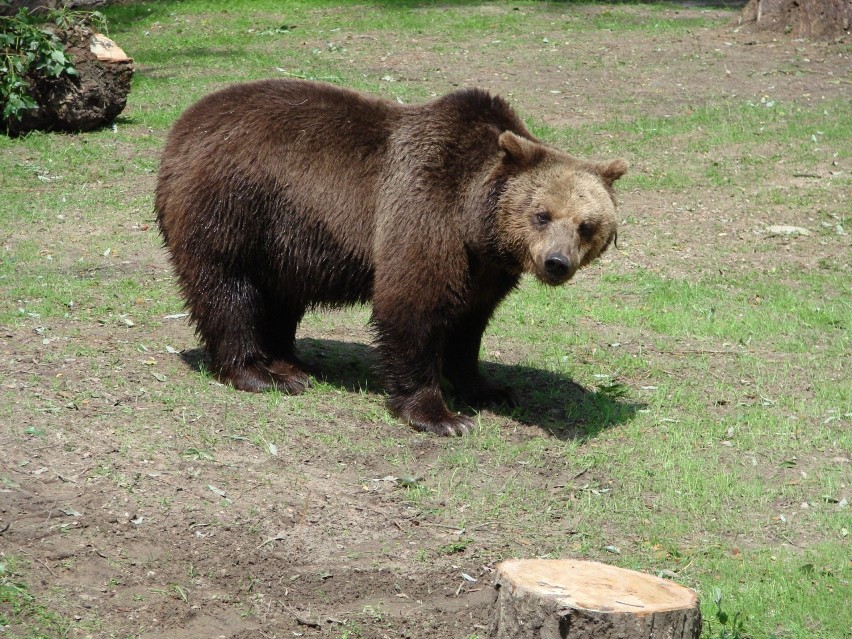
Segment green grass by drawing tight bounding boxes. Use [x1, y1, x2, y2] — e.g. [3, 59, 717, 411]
[1, 2, 850, 638]
[493, 270, 849, 363]
[534, 99, 852, 193]
[0, 557, 69, 639]
[594, 270, 847, 348]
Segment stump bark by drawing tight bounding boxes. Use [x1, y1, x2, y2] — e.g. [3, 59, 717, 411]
[491, 559, 701, 639]
[6, 26, 133, 135]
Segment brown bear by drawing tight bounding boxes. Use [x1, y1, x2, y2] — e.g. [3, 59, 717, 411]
[155, 79, 627, 436]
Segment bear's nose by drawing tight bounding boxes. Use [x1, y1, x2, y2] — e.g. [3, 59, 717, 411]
[544, 253, 572, 280]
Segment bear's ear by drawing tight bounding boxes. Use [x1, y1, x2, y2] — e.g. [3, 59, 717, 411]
[594, 158, 629, 186]
[499, 131, 545, 167]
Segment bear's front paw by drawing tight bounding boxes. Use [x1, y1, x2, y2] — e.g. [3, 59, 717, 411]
[390, 391, 476, 436]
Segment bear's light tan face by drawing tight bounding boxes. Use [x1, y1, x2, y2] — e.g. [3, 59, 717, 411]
[499, 159, 624, 286]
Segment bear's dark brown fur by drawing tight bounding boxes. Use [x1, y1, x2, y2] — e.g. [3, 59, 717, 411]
[156, 79, 627, 436]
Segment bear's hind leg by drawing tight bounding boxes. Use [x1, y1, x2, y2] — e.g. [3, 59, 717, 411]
[192, 275, 309, 394]
[263, 304, 313, 393]
[215, 346, 311, 396]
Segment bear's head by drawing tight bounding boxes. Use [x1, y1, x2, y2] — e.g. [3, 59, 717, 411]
[495, 131, 627, 286]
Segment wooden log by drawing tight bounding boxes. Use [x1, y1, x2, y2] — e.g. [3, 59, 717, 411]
[491, 559, 701, 639]
[4, 26, 133, 135]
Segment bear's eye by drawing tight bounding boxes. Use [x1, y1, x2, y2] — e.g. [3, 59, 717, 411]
[534, 212, 551, 227]
[578, 221, 597, 239]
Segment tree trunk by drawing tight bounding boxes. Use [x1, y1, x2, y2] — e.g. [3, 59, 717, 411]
[739, 0, 851, 39]
[491, 559, 701, 639]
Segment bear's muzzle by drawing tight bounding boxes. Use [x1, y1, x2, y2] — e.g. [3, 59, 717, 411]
[543, 252, 574, 284]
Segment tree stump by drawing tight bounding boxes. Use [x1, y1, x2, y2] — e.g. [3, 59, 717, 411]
[738, 0, 851, 39]
[6, 26, 133, 135]
[491, 559, 701, 639]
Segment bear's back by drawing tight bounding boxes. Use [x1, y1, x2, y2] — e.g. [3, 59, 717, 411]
[158, 80, 529, 257]
[157, 81, 402, 269]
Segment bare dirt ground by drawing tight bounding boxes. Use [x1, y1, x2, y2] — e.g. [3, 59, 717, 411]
[1, 4, 849, 638]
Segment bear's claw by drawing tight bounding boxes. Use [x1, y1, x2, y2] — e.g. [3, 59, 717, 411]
[392, 393, 476, 436]
[409, 413, 475, 437]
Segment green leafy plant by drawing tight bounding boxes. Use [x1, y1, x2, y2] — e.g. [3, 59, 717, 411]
[437, 537, 473, 556]
[48, 5, 107, 33]
[706, 588, 750, 639]
[0, 9, 78, 124]
[0, 9, 97, 122]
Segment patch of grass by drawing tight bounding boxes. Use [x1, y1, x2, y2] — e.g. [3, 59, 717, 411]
[0, 556, 70, 638]
[697, 547, 851, 639]
[534, 98, 851, 194]
[493, 269, 849, 355]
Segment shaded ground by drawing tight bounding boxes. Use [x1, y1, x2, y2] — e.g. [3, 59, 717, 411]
[1, 3, 849, 638]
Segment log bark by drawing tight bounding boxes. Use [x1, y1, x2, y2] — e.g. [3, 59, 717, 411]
[739, 0, 851, 39]
[491, 559, 701, 639]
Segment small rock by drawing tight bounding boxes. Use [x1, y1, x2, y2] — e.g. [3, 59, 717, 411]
[765, 225, 811, 236]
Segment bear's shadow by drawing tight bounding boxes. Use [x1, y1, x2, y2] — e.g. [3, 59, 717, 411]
[181, 338, 642, 441]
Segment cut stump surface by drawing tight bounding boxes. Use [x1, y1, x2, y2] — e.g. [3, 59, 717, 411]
[492, 559, 701, 639]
